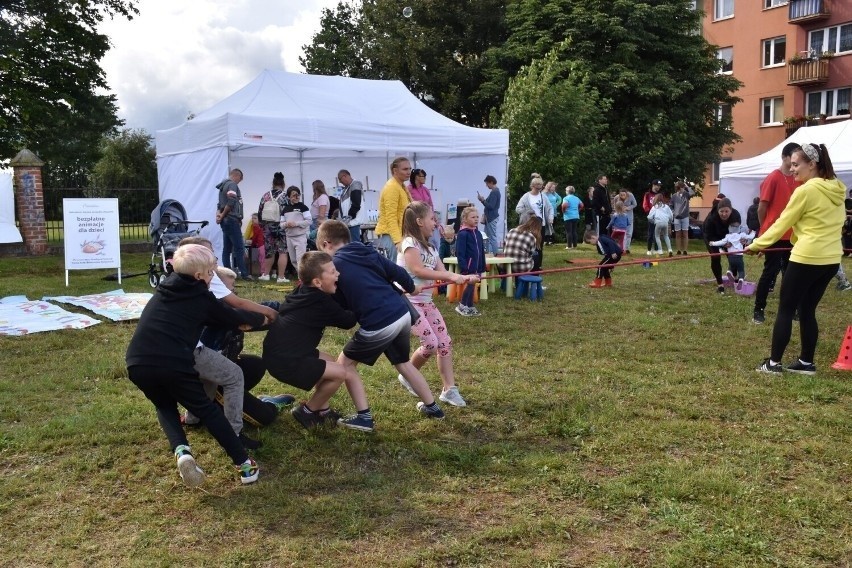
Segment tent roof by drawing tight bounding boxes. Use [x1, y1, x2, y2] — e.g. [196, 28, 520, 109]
[720, 119, 852, 180]
[156, 70, 508, 158]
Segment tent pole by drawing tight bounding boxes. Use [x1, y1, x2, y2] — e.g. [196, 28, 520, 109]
[298, 150, 304, 191]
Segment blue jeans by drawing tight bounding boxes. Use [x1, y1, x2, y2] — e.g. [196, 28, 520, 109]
[376, 233, 397, 263]
[221, 216, 248, 278]
[349, 224, 361, 244]
[483, 218, 499, 254]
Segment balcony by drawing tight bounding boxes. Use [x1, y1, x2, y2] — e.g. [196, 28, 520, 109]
[788, 0, 830, 23]
[784, 116, 821, 137]
[787, 58, 829, 86]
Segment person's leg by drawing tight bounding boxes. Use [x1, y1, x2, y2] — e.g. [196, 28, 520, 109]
[237, 354, 266, 392]
[646, 221, 655, 253]
[460, 278, 475, 308]
[754, 243, 787, 312]
[377, 233, 397, 263]
[796, 264, 838, 363]
[294, 236, 308, 268]
[349, 224, 362, 244]
[484, 219, 498, 254]
[193, 346, 245, 435]
[769, 261, 809, 364]
[624, 219, 633, 251]
[221, 225, 233, 269]
[334, 352, 369, 411]
[662, 227, 672, 252]
[654, 224, 664, 253]
[707, 245, 723, 285]
[222, 217, 248, 277]
[729, 256, 744, 281]
[128, 366, 188, 451]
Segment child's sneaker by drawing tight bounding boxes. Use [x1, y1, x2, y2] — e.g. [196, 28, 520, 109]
[837, 280, 852, 291]
[175, 445, 206, 488]
[455, 304, 473, 317]
[756, 358, 783, 375]
[259, 394, 296, 411]
[258, 274, 271, 281]
[416, 401, 445, 419]
[277, 276, 290, 283]
[291, 403, 324, 429]
[397, 374, 419, 397]
[785, 360, 816, 375]
[338, 414, 375, 432]
[725, 270, 735, 284]
[467, 306, 482, 317]
[236, 457, 259, 485]
[439, 386, 467, 407]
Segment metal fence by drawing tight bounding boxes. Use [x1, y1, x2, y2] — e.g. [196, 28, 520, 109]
[43, 187, 159, 242]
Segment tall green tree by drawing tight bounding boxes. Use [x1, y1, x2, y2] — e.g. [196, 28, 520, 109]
[498, 42, 613, 208]
[486, 0, 741, 190]
[0, 0, 138, 186]
[301, 0, 507, 126]
[90, 128, 156, 189]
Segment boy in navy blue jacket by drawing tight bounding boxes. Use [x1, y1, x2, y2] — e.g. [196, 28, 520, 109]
[584, 230, 622, 288]
[316, 220, 446, 430]
[454, 206, 486, 316]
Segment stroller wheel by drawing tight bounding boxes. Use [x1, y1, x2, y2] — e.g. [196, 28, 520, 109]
[149, 271, 160, 288]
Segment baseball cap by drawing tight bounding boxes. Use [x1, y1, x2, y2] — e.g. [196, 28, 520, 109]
[652, 179, 662, 185]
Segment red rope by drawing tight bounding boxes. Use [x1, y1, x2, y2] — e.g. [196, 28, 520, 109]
[420, 246, 800, 290]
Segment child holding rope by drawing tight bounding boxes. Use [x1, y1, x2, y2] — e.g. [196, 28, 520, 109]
[584, 230, 622, 288]
[396, 201, 476, 406]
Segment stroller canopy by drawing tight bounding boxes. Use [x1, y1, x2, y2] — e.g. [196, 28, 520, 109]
[149, 199, 189, 238]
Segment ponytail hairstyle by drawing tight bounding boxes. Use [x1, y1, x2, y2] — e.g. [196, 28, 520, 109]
[797, 143, 836, 179]
[272, 171, 285, 188]
[401, 201, 434, 252]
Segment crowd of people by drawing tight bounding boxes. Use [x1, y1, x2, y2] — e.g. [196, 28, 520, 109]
[129, 151, 848, 488]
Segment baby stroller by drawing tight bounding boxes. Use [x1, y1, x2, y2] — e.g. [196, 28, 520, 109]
[148, 199, 209, 287]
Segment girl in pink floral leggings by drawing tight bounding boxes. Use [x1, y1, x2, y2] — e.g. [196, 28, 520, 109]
[395, 201, 478, 407]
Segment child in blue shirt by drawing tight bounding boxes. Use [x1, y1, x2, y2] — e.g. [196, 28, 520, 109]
[584, 230, 622, 288]
[454, 206, 486, 317]
[606, 201, 630, 250]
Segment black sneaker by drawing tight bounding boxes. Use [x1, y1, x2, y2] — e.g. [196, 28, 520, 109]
[786, 360, 816, 375]
[239, 432, 262, 450]
[756, 358, 783, 375]
[291, 403, 324, 429]
[753, 309, 765, 324]
[717, 285, 725, 294]
[338, 414, 375, 432]
[416, 401, 445, 419]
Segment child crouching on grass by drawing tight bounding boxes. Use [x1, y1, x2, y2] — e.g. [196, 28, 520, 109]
[125, 244, 268, 487]
[584, 230, 622, 288]
[397, 201, 477, 407]
[317, 220, 447, 430]
[261, 251, 368, 431]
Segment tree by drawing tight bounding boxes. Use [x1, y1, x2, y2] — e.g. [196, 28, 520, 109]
[90, 128, 157, 189]
[485, 0, 741, 190]
[301, 0, 507, 126]
[498, 42, 613, 209]
[0, 0, 139, 186]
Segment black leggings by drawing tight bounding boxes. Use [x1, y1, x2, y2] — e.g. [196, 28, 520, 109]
[770, 261, 838, 363]
[707, 244, 724, 284]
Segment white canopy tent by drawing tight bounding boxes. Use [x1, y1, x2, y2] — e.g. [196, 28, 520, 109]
[156, 70, 509, 254]
[719, 119, 852, 217]
[0, 169, 23, 244]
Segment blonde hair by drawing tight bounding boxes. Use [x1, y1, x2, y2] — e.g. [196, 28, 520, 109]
[460, 206, 478, 224]
[215, 266, 237, 283]
[316, 219, 351, 246]
[178, 236, 213, 251]
[172, 244, 215, 276]
[614, 201, 625, 214]
[402, 201, 435, 252]
[390, 156, 411, 174]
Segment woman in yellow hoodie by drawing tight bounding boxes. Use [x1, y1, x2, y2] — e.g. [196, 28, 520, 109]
[748, 143, 847, 375]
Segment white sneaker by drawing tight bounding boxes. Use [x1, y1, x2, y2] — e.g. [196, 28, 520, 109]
[277, 276, 290, 283]
[175, 445, 206, 488]
[258, 274, 271, 281]
[455, 304, 473, 317]
[646, 251, 652, 256]
[397, 374, 419, 397]
[439, 386, 467, 407]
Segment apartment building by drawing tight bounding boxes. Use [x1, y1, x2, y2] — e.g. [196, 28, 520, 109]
[695, 0, 852, 215]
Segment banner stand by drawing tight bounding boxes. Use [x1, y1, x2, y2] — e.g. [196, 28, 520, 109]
[62, 198, 122, 287]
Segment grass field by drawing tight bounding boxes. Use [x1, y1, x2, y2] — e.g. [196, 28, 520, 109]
[0, 246, 850, 567]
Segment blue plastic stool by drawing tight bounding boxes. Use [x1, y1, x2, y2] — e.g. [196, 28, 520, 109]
[514, 275, 544, 301]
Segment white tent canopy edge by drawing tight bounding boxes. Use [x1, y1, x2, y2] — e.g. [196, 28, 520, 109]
[155, 70, 509, 257]
[719, 119, 852, 218]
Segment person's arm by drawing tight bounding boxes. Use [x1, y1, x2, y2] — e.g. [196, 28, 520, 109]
[316, 196, 329, 224]
[223, 293, 278, 321]
[204, 295, 267, 330]
[388, 189, 406, 244]
[299, 208, 312, 229]
[485, 190, 500, 212]
[348, 182, 363, 218]
[757, 201, 769, 226]
[750, 192, 806, 252]
[403, 244, 468, 284]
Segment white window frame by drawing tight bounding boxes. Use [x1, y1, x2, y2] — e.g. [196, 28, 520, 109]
[761, 97, 784, 126]
[763, 0, 786, 8]
[717, 47, 733, 74]
[714, 0, 734, 20]
[806, 87, 851, 118]
[762, 36, 786, 68]
[808, 23, 852, 56]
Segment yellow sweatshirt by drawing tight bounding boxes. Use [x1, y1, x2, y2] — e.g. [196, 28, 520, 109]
[749, 176, 847, 265]
[374, 178, 412, 244]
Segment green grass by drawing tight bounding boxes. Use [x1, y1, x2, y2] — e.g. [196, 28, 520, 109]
[1, 246, 850, 566]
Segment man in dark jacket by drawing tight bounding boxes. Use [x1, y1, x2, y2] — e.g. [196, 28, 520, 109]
[591, 174, 612, 235]
[215, 168, 251, 280]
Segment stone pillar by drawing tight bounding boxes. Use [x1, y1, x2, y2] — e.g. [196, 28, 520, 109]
[10, 149, 47, 255]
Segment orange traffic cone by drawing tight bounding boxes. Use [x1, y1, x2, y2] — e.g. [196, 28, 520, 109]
[831, 325, 852, 371]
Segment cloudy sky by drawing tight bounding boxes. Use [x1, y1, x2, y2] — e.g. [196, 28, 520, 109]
[98, 0, 339, 135]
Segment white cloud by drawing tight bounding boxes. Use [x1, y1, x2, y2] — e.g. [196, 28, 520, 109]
[98, 0, 339, 134]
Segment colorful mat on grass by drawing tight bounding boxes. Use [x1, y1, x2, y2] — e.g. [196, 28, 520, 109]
[0, 296, 101, 336]
[42, 289, 152, 321]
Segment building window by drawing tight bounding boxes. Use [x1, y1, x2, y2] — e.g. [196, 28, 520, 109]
[806, 87, 851, 118]
[717, 103, 732, 123]
[717, 47, 733, 74]
[763, 0, 786, 8]
[762, 36, 786, 67]
[714, 0, 734, 20]
[712, 157, 732, 184]
[761, 97, 784, 125]
[809, 23, 852, 56]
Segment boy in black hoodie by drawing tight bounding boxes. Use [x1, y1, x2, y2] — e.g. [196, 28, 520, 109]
[262, 251, 366, 430]
[584, 230, 622, 288]
[125, 244, 266, 487]
[316, 220, 446, 431]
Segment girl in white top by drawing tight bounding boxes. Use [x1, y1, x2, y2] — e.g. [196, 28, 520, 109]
[396, 201, 477, 407]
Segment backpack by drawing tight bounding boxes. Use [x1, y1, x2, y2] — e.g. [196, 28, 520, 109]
[328, 195, 341, 220]
[261, 192, 284, 222]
